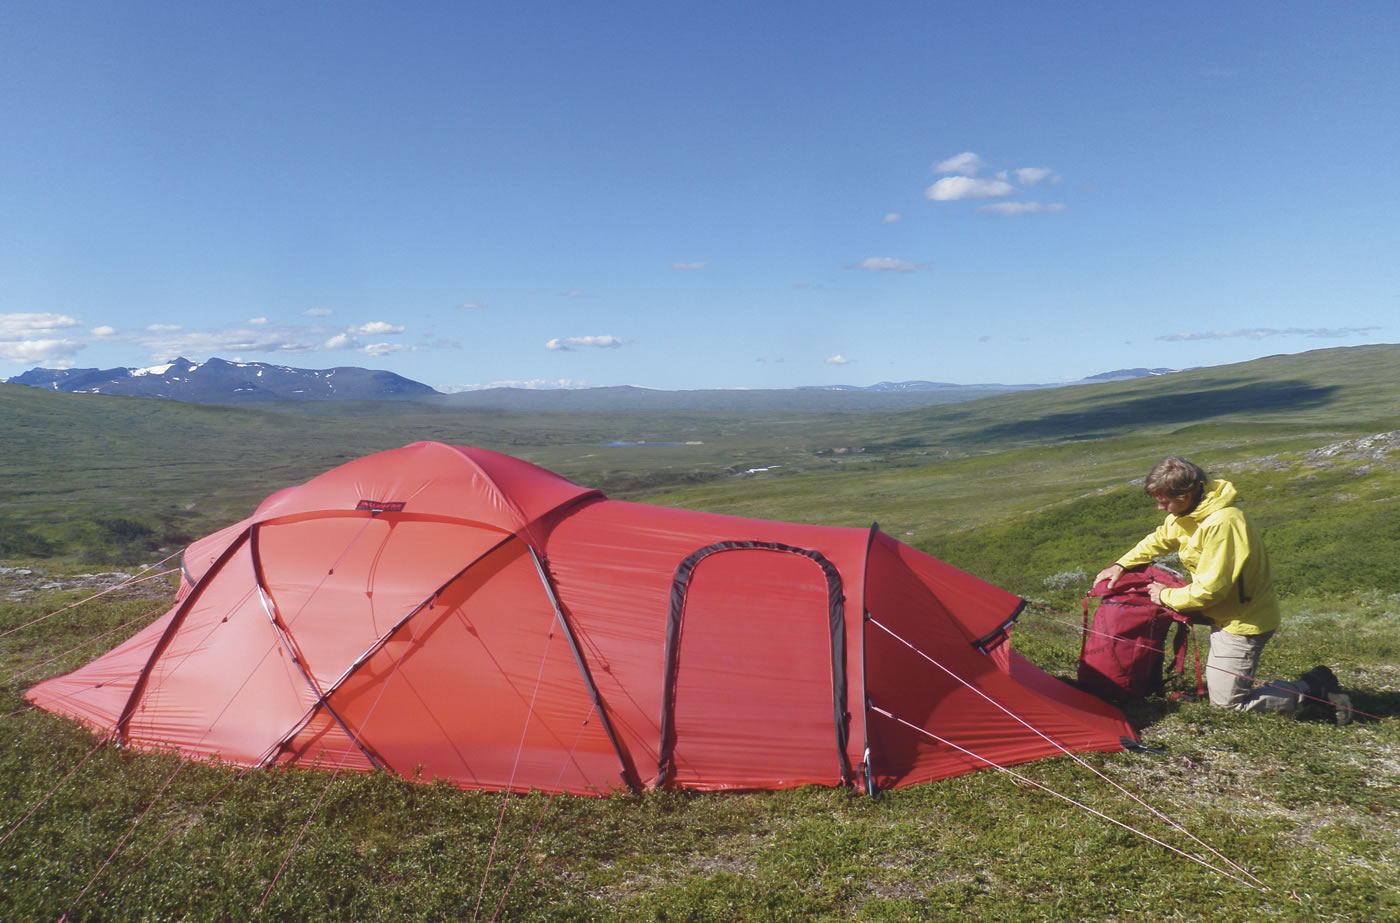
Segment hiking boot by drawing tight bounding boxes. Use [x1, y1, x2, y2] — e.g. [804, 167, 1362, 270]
[1327, 692, 1354, 726]
[1299, 665, 1340, 698]
[1298, 666, 1353, 725]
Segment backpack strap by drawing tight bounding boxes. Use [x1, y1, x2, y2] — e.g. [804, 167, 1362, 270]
[1168, 615, 1205, 697]
[1080, 591, 1092, 661]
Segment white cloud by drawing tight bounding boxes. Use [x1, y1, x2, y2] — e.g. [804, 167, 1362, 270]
[459, 302, 486, 310]
[1014, 167, 1054, 185]
[320, 336, 418, 357]
[363, 342, 410, 357]
[0, 314, 86, 365]
[440, 378, 587, 392]
[850, 257, 925, 272]
[0, 338, 85, 364]
[1156, 326, 1383, 342]
[925, 177, 1015, 201]
[561, 290, 583, 297]
[1, 313, 81, 336]
[671, 261, 708, 270]
[136, 325, 320, 360]
[302, 307, 334, 317]
[0, 307, 463, 372]
[881, 213, 900, 223]
[977, 202, 1067, 215]
[545, 335, 624, 351]
[825, 354, 851, 365]
[933, 152, 986, 176]
[351, 321, 404, 335]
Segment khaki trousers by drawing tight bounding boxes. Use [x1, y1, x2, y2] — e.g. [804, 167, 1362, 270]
[1206, 628, 1307, 714]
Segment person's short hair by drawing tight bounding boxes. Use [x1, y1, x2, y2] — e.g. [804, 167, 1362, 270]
[1144, 456, 1208, 499]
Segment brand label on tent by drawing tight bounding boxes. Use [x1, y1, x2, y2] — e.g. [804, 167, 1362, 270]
[356, 500, 406, 512]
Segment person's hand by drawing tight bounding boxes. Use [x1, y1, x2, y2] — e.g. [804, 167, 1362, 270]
[1094, 563, 1125, 589]
[1147, 582, 1164, 605]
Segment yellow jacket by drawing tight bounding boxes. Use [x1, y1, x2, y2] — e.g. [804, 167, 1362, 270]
[1116, 479, 1278, 635]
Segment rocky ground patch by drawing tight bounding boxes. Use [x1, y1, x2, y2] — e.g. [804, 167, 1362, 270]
[0, 564, 176, 603]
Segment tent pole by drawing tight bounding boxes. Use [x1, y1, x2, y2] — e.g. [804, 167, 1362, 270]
[319, 533, 516, 683]
[253, 531, 519, 769]
[527, 546, 640, 794]
[114, 528, 251, 744]
[248, 522, 385, 771]
[861, 523, 880, 797]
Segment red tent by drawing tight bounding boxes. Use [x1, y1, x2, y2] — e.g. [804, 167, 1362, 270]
[27, 442, 1134, 795]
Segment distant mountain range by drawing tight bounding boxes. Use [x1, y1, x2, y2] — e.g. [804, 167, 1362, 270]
[799, 368, 1176, 392]
[1078, 367, 1177, 382]
[5, 357, 436, 402]
[4, 359, 1178, 408]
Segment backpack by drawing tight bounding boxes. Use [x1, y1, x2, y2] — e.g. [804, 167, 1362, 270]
[1078, 565, 1203, 701]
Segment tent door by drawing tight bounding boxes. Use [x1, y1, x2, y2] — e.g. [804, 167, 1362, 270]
[660, 543, 846, 790]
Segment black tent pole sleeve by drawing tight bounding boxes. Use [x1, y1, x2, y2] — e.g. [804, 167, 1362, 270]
[249, 521, 386, 771]
[527, 546, 641, 794]
[115, 527, 252, 743]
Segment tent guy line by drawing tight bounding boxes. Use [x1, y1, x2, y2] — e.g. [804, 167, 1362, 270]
[485, 703, 603, 923]
[869, 705, 1267, 892]
[2, 605, 166, 689]
[475, 600, 564, 922]
[250, 520, 392, 771]
[14, 441, 1242, 913]
[57, 766, 190, 919]
[867, 615, 1264, 888]
[25, 606, 1252, 920]
[253, 763, 349, 917]
[0, 562, 178, 642]
[0, 579, 1285, 911]
[58, 754, 192, 923]
[529, 543, 638, 790]
[0, 731, 109, 850]
[97, 765, 259, 907]
[257, 571, 443, 920]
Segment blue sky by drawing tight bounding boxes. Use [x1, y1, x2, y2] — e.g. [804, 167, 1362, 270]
[3, 2, 1396, 392]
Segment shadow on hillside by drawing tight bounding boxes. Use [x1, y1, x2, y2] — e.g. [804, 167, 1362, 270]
[1348, 688, 1400, 723]
[1107, 684, 1397, 735]
[968, 380, 1339, 443]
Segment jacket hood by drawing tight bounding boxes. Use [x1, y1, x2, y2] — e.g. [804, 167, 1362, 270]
[1176, 478, 1236, 523]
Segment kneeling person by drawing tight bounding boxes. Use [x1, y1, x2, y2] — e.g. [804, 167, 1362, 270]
[1093, 456, 1350, 723]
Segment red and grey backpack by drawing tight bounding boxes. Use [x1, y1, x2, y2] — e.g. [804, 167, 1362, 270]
[1078, 565, 1205, 701]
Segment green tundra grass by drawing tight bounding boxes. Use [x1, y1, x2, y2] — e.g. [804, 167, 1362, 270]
[1, 344, 1397, 920]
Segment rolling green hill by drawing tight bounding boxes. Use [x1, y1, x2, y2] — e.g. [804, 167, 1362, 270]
[3, 344, 1398, 567]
